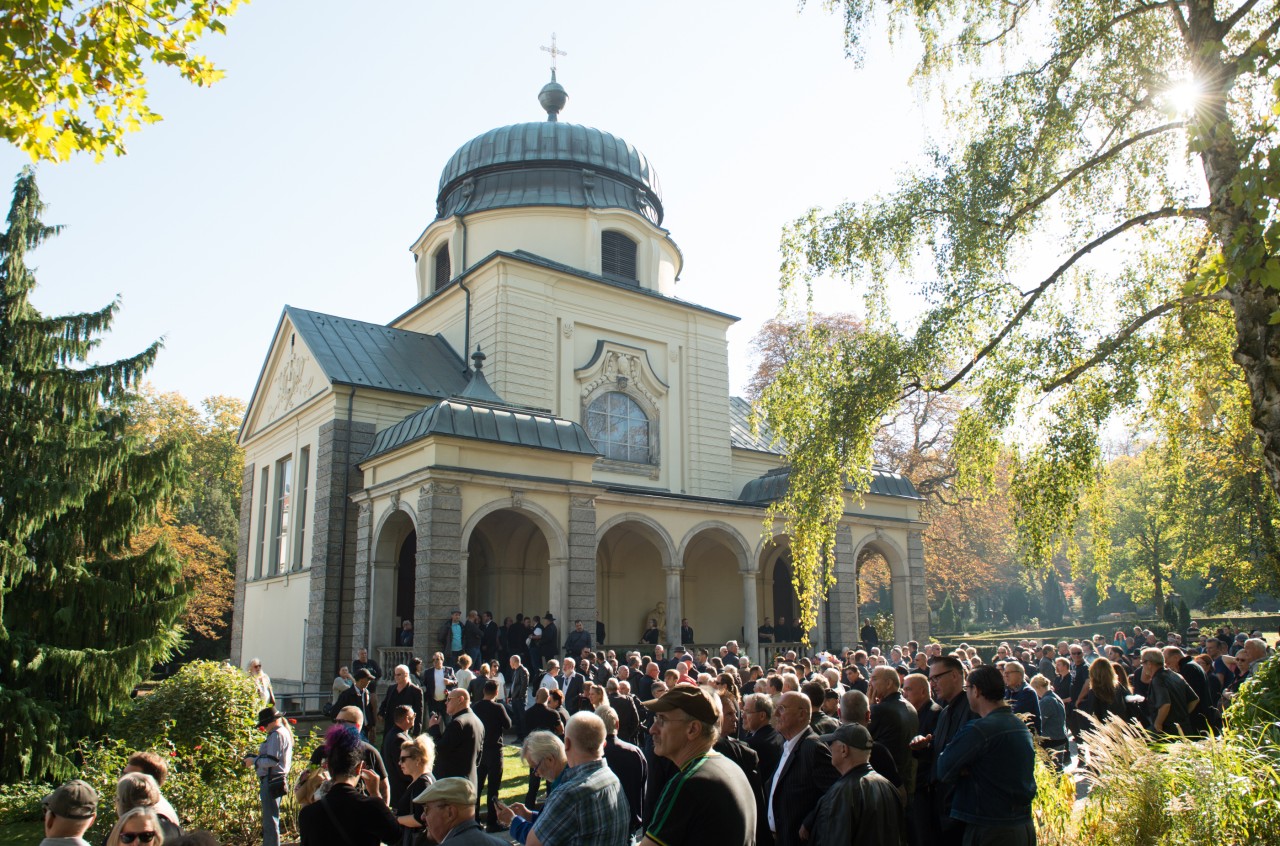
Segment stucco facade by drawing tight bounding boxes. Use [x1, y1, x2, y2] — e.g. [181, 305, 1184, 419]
[232, 81, 927, 686]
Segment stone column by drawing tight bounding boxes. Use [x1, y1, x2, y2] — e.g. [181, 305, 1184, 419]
[567, 495, 598, 647]
[548, 557, 568, 644]
[457, 552, 470, 618]
[415, 481, 463, 655]
[664, 568, 683, 648]
[908, 529, 929, 642]
[742, 571, 758, 658]
[829, 525, 857, 649]
[350, 502, 374, 656]
[304, 416, 374, 686]
[230, 463, 255, 669]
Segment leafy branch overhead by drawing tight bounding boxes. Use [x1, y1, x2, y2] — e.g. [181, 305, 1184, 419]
[0, 0, 245, 161]
[764, 0, 1280, 624]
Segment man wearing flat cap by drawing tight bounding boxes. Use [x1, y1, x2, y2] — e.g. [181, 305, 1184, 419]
[639, 686, 757, 846]
[40, 780, 97, 846]
[416, 778, 507, 845]
[810, 723, 905, 846]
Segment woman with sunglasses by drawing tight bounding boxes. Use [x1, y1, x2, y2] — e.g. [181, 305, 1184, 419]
[109, 774, 181, 846]
[106, 807, 163, 846]
[395, 735, 435, 846]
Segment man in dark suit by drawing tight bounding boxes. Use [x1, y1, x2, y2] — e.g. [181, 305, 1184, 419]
[522, 688, 564, 805]
[333, 669, 376, 741]
[742, 692, 784, 785]
[509, 655, 530, 739]
[600, 706, 647, 836]
[540, 613, 560, 667]
[381, 704, 415, 803]
[560, 661, 584, 713]
[428, 689, 484, 784]
[422, 651, 457, 724]
[767, 691, 838, 846]
[378, 664, 425, 735]
[471, 680, 512, 829]
[480, 611, 500, 664]
[714, 692, 769, 846]
[916, 655, 975, 846]
[869, 666, 919, 795]
[905, 672, 942, 846]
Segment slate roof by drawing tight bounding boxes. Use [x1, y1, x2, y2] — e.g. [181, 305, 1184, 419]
[729, 395, 783, 454]
[286, 306, 468, 398]
[738, 466, 922, 503]
[365, 398, 601, 463]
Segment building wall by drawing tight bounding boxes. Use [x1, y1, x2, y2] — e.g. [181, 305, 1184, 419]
[240, 571, 312, 678]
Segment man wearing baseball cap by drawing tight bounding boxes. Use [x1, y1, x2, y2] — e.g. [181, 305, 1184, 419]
[809, 723, 904, 846]
[640, 686, 756, 846]
[415, 778, 507, 845]
[40, 780, 98, 846]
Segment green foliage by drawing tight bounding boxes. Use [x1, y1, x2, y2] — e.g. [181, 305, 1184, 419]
[0, 169, 188, 781]
[1041, 575, 1068, 627]
[1225, 654, 1280, 746]
[784, 0, 1280, 625]
[0, 1, 247, 162]
[1178, 599, 1192, 635]
[938, 592, 957, 634]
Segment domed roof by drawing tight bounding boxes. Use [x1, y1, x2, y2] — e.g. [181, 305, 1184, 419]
[435, 77, 664, 225]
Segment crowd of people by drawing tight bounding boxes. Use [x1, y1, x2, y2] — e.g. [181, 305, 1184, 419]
[39, 616, 1276, 846]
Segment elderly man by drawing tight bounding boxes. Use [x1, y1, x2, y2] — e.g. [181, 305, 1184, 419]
[352, 647, 383, 681]
[868, 666, 919, 795]
[417, 777, 508, 845]
[497, 732, 569, 840]
[742, 692, 784, 785]
[564, 620, 592, 658]
[523, 712, 628, 846]
[640, 686, 756, 846]
[40, 780, 97, 846]
[1001, 662, 1042, 735]
[810, 723, 904, 846]
[380, 664, 425, 735]
[429, 689, 485, 783]
[769, 690, 839, 846]
[1140, 648, 1200, 735]
[598, 706, 647, 836]
[937, 665, 1036, 846]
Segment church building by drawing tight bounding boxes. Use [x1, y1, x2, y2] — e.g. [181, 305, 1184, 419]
[230, 74, 929, 686]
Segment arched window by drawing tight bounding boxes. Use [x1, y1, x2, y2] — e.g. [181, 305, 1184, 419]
[601, 230, 637, 284]
[586, 391, 651, 464]
[433, 245, 451, 291]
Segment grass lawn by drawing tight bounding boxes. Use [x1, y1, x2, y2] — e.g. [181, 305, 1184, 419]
[0, 819, 42, 846]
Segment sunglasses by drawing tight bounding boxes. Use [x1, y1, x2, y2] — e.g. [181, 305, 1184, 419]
[120, 833, 158, 844]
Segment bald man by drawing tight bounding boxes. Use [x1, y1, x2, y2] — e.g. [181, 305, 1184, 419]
[767, 691, 838, 846]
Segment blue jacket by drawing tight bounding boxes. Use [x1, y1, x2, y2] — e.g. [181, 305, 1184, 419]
[1037, 690, 1068, 741]
[1005, 683, 1042, 735]
[936, 706, 1036, 827]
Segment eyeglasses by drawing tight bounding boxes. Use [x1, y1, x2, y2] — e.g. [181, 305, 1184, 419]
[399, 755, 413, 761]
[928, 669, 956, 682]
[120, 833, 158, 844]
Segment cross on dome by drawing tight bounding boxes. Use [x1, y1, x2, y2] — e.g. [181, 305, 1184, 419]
[540, 33, 567, 76]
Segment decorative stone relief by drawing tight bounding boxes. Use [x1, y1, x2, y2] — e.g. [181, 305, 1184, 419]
[570, 494, 596, 509]
[264, 351, 315, 422]
[511, 490, 524, 509]
[420, 482, 460, 497]
[390, 491, 400, 510]
[575, 341, 669, 408]
[563, 322, 574, 339]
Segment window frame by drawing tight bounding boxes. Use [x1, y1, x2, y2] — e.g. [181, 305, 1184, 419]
[600, 230, 638, 285]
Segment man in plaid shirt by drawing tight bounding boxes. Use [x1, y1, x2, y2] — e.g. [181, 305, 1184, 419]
[527, 712, 628, 846]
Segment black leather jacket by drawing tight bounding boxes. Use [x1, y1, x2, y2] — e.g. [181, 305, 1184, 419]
[810, 763, 906, 846]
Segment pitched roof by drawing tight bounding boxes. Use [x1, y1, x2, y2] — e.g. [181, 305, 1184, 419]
[365, 398, 601, 463]
[729, 395, 783, 454]
[286, 306, 468, 398]
[738, 466, 923, 503]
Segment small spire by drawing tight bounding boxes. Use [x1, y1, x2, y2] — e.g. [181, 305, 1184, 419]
[471, 345, 486, 371]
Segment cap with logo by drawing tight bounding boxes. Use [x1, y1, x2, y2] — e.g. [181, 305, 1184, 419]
[818, 722, 875, 751]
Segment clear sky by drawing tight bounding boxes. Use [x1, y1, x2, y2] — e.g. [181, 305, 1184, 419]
[0, 2, 931, 406]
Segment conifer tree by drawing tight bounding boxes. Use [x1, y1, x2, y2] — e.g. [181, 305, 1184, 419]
[0, 169, 188, 781]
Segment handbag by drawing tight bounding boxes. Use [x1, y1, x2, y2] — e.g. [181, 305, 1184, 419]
[267, 772, 287, 799]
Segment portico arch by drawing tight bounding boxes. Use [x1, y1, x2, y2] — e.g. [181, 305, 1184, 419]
[370, 503, 416, 653]
[596, 514, 677, 645]
[851, 531, 914, 645]
[462, 503, 562, 624]
[679, 522, 752, 648]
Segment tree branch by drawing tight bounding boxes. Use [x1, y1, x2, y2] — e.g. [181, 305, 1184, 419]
[1006, 121, 1185, 232]
[1231, 12, 1280, 70]
[1222, 0, 1262, 33]
[927, 205, 1209, 393]
[1039, 294, 1211, 392]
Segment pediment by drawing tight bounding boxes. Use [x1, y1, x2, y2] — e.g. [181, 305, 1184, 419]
[241, 315, 327, 441]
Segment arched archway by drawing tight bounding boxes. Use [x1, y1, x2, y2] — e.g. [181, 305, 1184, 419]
[678, 522, 751, 646]
[465, 508, 552, 621]
[758, 537, 804, 644]
[371, 506, 415, 651]
[597, 515, 676, 645]
[851, 533, 914, 645]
